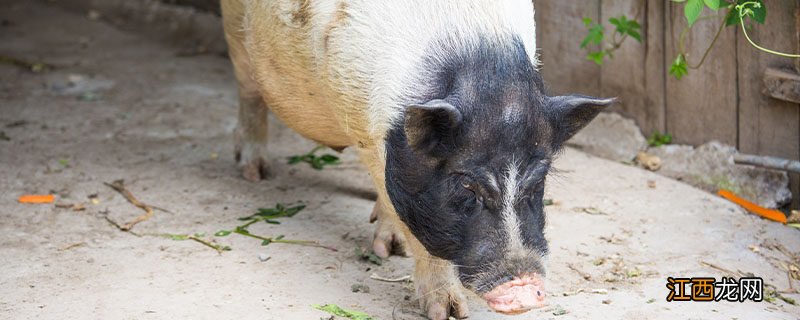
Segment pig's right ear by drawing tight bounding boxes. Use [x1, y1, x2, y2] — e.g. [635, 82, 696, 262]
[547, 95, 615, 145]
[404, 99, 463, 156]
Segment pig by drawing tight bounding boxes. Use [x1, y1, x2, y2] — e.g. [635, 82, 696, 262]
[220, 0, 614, 318]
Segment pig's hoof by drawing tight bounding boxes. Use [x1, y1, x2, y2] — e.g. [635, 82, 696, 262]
[418, 286, 470, 320]
[239, 157, 270, 182]
[234, 137, 270, 181]
[372, 218, 410, 258]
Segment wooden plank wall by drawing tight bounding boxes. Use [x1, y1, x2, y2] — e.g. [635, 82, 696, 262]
[537, 0, 800, 208]
[736, 0, 800, 208]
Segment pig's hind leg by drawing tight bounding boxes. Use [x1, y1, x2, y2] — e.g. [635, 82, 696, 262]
[233, 91, 271, 182]
[223, 3, 271, 182]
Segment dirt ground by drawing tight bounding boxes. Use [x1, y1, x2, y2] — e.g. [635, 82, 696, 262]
[2, 1, 799, 319]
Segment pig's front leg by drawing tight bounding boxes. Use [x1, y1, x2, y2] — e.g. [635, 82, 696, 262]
[369, 195, 410, 258]
[233, 90, 271, 182]
[409, 235, 470, 320]
[356, 146, 410, 257]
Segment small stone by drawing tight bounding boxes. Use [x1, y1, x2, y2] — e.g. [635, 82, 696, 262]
[67, 74, 85, 85]
[257, 254, 270, 262]
[636, 152, 662, 171]
[602, 299, 612, 304]
[350, 283, 370, 293]
[87, 10, 101, 20]
[552, 305, 568, 316]
[591, 288, 609, 294]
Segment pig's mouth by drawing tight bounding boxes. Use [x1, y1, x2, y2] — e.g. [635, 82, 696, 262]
[481, 274, 546, 314]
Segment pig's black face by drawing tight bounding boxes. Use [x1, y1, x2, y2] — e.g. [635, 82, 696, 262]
[384, 37, 614, 297]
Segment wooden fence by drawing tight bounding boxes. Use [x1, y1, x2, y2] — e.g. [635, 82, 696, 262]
[536, 0, 800, 206]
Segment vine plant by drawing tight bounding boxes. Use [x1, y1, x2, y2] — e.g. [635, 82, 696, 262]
[581, 0, 800, 80]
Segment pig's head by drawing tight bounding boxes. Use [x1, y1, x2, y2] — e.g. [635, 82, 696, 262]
[385, 38, 614, 315]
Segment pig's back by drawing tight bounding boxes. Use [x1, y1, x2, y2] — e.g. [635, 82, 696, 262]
[235, 0, 538, 145]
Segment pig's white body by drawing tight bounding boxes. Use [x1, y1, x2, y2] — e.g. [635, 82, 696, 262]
[227, 0, 537, 146]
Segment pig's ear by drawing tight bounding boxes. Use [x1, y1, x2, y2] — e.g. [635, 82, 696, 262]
[404, 99, 463, 155]
[548, 95, 616, 144]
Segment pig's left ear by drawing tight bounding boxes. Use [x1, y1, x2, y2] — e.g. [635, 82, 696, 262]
[404, 99, 463, 156]
[548, 95, 616, 145]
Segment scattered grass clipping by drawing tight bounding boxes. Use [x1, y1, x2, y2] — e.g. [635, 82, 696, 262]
[313, 304, 374, 320]
[215, 203, 337, 252]
[288, 146, 341, 170]
[355, 247, 382, 266]
[159, 233, 231, 253]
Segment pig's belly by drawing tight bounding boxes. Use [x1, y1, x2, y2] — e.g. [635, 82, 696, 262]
[267, 98, 353, 149]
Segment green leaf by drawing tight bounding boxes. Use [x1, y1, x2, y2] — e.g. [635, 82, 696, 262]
[288, 156, 303, 164]
[355, 247, 383, 266]
[582, 17, 593, 27]
[319, 154, 339, 162]
[313, 304, 374, 320]
[703, 0, 722, 10]
[586, 51, 606, 65]
[288, 146, 342, 170]
[669, 54, 688, 80]
[747, 0, 766, 24]
[581, 24, 604, 49]
[648, 132, 673, 147]
[215, 230, 232, 237]
[726, 0, 766, 26]
[684, 0, 704, 26]
[234, 226, 250, 234]
[607, 15, 642, 43]
[724, 7, 739, 26]
[165, 233, 190, 241]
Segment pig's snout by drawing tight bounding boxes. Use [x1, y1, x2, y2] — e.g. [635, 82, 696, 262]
[482, 274, 546, 314]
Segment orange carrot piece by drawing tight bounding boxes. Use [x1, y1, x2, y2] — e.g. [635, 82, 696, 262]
[718, 189, 787, 224]
[18, 194, 55, 204]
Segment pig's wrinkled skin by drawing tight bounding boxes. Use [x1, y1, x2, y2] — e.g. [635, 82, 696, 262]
[221, 0, 613, 318]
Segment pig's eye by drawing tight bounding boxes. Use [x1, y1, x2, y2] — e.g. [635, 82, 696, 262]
[461, 181, 475, 192]
[460, 178, 483, 203]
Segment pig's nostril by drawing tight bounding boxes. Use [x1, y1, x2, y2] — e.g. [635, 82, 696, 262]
[536, 291, 541, 297]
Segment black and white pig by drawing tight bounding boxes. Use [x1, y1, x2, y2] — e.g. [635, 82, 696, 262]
[220, 0, 613, 318]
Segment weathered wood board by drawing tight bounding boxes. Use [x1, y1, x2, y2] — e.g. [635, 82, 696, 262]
[535, 0, 602, 97]
[600, 0, 666, 137]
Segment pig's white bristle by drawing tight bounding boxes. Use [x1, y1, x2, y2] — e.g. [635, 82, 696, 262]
[502, 161, 525, 256]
